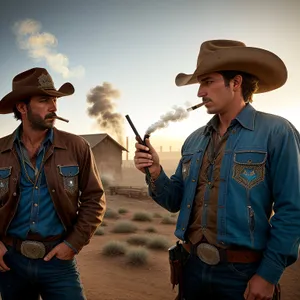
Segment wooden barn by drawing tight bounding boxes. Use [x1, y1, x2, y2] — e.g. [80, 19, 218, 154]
[80, 133, 127, 183]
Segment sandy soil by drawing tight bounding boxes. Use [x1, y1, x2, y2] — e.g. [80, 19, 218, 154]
[75, 195, 300, 300]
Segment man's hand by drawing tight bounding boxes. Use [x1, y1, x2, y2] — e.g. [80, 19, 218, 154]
[134, 138, 161, 180]
[44, 242, 76, 261]
[0, 241, 10, 272]
[244, 274, 275, 300]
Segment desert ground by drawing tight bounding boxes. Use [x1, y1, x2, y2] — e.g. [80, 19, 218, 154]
[76, 194, 300, 300]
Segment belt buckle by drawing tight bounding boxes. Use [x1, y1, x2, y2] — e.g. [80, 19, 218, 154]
[196, 243, 220, 265]
[20, 240, 46, 259]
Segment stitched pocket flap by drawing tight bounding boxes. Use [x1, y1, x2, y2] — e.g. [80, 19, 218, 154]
[58, 165, 79, 177]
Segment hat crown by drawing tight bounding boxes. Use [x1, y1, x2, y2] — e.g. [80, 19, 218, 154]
[197, 40, 246, 66]
[12, 67, 56, 91]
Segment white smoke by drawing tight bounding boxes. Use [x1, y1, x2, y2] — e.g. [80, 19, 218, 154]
[13, 19, 85, 79]
[145, 105, 189, 135]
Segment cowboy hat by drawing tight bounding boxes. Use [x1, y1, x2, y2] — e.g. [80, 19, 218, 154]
[175, 40, 287, 93]
[0, 67, 75, 114]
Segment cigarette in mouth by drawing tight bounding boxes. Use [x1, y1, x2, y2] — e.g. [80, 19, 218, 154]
[54, 115, 69, 123]
[187, 101, 209, 112]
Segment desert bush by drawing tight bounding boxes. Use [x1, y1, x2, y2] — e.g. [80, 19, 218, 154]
[127, 235, 150, 246]
[144, 226, 157, 233]
[153, 212, 162, 218]
[118, 208, 128, 214]
[161, 216, 177, 225]
[112, 220, 138, 233]
[132, 211, 153, 222]
[147, 235, 171, 250]
[101, 221, 108, 227]
[104, 208, 119, 219]
[125, 247, 149, 266]
[101, 240, 128, 256]
[94, 227, 104, 236]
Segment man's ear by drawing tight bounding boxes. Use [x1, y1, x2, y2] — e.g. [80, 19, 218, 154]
[232, 75, 243, 91]
[16, 102, 28, 116]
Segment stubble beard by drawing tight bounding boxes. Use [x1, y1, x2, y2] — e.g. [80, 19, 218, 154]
[27, 109, 54, 131]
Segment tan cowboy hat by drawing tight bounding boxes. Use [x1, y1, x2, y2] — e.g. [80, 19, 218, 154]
[0, 67, 75, 114]
[175, 40, 287, 93]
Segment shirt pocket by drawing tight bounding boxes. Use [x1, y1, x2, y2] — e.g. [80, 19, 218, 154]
[0, 167, 12, 204]
[58, 165, 79, 195]
[232, 151, 267, 189]
[181, 154, 193, 180]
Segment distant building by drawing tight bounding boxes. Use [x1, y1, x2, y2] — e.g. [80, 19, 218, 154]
[80, 133, 127, 183]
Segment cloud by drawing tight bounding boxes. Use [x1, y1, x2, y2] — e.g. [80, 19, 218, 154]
[13, 19, 85, 79]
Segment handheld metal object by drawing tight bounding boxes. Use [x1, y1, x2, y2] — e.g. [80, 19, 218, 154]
[125, 115, 152, 179]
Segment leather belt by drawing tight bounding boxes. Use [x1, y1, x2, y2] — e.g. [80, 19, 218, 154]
[182, 242, 262, 265]
[2, 235, 63, 259]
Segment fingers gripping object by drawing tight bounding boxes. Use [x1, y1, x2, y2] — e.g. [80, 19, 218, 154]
[125, 115, 152, 180]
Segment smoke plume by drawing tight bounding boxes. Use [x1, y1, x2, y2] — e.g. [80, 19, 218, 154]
[13, 19, 85, 79]
[87, 82, 124, 145]
[145, 106, 189, 135]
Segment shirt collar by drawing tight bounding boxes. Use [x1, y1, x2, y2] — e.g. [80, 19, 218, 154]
[14, 125, 54, 146]
[204, 103, 256, 135]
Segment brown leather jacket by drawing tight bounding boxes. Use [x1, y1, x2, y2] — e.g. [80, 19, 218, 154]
[0, 127, 106, 253]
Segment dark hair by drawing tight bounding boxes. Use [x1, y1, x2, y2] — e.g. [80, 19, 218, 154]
[13, 98, 31, 120]
[218, 71, 259, 103]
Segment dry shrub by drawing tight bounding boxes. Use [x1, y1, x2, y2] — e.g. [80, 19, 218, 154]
[126, 247, 149, 266]
[101, 221, 108, 227]
[147, 235, 171, 250]
[118, 208, 129, 214]
[144, 226, 157, 233]
[161, 216, 177, 225]
[102, 241, 128, 256]
[112, 220, 138, 233]
[153, 212, 162, 218]
[94, 227, 104, 236]
[132, 211, 153, 222]
[104, 208, 119, 219]
[127, 235, 150, 246]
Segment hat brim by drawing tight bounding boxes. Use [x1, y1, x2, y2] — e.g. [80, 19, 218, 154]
[175, 47, 287, 93]
[0, 82, 75, 114]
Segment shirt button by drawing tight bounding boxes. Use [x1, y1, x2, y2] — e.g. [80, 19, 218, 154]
[192, 179, 196, 182]
[187, 204, 191, 208]
[34, 203, 38, 207]
[32, 221, 35, 224]
[35, 186, 38, 190]
[182, 228, 185, 231]
[52, 189, 55, 193]
[13, 192, 17, 196]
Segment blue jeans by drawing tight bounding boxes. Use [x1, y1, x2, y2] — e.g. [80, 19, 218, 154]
[182, 253, 260, 300]
[0, 245, 86, 300]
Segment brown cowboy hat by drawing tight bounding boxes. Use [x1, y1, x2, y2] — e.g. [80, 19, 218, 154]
[0, 67, 75, 114]
[175, 40, 287, 93]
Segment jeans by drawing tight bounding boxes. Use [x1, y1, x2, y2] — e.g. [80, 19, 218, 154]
[182, 253, 260, 300]
[0, 245, 86, 300]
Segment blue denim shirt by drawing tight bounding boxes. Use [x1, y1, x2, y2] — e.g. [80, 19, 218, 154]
[149, 104, 300, 284]
[8, 127, 65, 239]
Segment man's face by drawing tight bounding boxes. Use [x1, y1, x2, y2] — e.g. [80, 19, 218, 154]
[26, 96, 58, 130]
[197, 72, 235, 115]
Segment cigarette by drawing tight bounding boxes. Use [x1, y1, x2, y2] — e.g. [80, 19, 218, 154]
[187, 101, 209, 112]
[54, 115, 69, 123]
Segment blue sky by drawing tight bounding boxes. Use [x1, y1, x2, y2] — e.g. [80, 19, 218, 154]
[0, 0, 299, 157]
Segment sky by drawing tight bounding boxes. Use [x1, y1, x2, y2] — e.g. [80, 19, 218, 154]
[0, 0, 299, 159]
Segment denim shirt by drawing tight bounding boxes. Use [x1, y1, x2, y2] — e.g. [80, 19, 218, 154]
[8, 127, 65, 239]
[149, 104, 300, 284]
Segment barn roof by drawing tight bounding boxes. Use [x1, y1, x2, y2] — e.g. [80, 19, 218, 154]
[80, 133, 128, 151]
